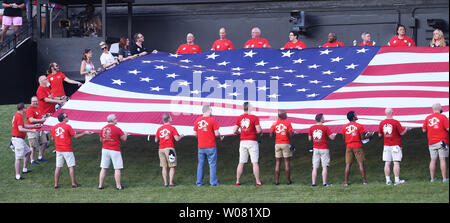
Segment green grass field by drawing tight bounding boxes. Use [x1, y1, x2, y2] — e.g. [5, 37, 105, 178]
[0, 104, 448, 203]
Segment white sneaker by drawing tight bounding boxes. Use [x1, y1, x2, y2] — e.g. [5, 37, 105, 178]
[386, 181, 392, 185]
[394, 180, 405, 185]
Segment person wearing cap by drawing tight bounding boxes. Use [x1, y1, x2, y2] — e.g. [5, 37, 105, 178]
[99, 42, 118, 70]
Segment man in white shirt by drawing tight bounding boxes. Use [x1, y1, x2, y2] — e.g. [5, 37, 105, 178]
[99, 42, 118, 70]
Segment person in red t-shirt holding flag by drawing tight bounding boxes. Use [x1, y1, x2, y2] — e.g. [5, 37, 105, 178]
[308, 113, 337, 187]
[341, 111, 373, 186]
[36, 75, 64, 116]
[243, 27, 271, 49]
[25, 96, 49, 165]
[233, 102, 264, 186]
[194, 105, 222, 187]
[211, 27, 235, 51]
[176, 33, 202, 54]
[46, 62, 82, 104]
[99, 114, 128, 190]
[155, 113, 184, 187]
[281, 31, 306, 50]
[353, 32, 376, 46]
[50, 112, 92, 189]
[422, 103, 449, 183]
[387, 25, 416, 47]
[269, 110, 294, 185]
[378, 108, 409, 185]
[322, 32, 345, 47]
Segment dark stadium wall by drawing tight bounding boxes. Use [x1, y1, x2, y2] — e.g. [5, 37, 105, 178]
[0, 39, 37, 105]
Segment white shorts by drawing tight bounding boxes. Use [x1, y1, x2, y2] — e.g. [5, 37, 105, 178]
[239, 140, 259, 163]
[312, 148, 330, 168]
[11, 137, 31, 159]
[56, 152, 76, 168]
[100, 149, 123, 169]
[429, 142, 449, 159]
[383, 145, 403, 162]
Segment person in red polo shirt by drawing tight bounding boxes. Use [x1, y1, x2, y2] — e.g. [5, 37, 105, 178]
[51, 112, 91, 189]
[308, 113, 337, 187]
[194, 105, 222, 187]
[99, 114, 128, 190]
[155, 113, 184, 187]
[234, 102, 264, 186]
[281, 31, 306, 50]
[46, 62, 82, 101]
[270, 110, 294, 185]
[176, 33, 202, 54]
[422, 103, 449, 183]
[378, 108, 409, 185]
[211, 27, 235, 51]
[353, 32, 376, 46]
[244, 27, 271, 49]
[36, 75, 64, 116]
[25, 96, 48, 165]
[11, 103, 39, 180]
[341, 111, 373, 186]
[322, 32, 345, 47]
[388, 25, 416, 47]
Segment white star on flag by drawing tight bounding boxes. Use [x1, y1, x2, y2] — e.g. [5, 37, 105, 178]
[169, 53, 181, 58]
[166, 73, 179, 78]
[307, 93, 320, 98]
[309, 80, 322, 84]
[244, 78, 256, 83]
[140, 77, 153, 82]
[321, 85, 334, 88]
[217, 61, 230, 66]
[293, 58, 305, 64]
[206, 52, 220, 59]
[346, 63, 359, 69]
[228, 92, 240, 97]
[193, 65, 205, 68]
[330, 57, 344, 62]
[232, 72, 243, 76]
[296, 75, 308, 78]
[128, 70, 141, 75]
[308, 64, 321, 69]
[218, 83, 230, 88]
[112, 79, 125, 85]
[267, 93, 280, 99]
[283, 83, 296, 87]
[334, 77, 346, 81]
[284, 69, 295, 73]
[244, 50, 257, 58]
[296, 88, 309, 92]
[320, 49, 332, 55]
[270, 76, 282, 80]
[322, 70, 335, 75]
[150, 86, 163, 91]
[178, 81, 191, 86]
[155, 65, 168, 70]
[205, 76, 217, 81]
[356, 48, 369, 53]
[191, 90, 201, 95]
[256, 71, 268, 74]
[257, 86, 269, 91]
[180, 59, 192, 63]
[270, 66, 282, 70]
[281, 50, 294, 57]
[255, 60, 268, 66]
[232, 67, 244, 71]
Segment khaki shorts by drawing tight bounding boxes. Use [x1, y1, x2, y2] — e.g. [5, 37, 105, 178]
[383, 145, 403, 162]
[56, 152, 76, 168]
[11, 137, 31, 160]
[239, 140, 259, 163]
[429, 142, 449, 159]
[100, 149, 123, 170]
[313, 148, 330, 168]
[27, 131, 48, 148]
[275, 144, 293, 158]
[159, 148, 177, 168]
[345, 148, 365, 164]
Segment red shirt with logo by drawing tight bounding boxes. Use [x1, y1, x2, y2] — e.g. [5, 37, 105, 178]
[309, 124, 332, 149]
[47, 72, 67, 97]
[25, 106, 43, 130]
[378, 119, 404, 146]
[176, 43, 202, 54]
[211, 39, 235, 51]
[12, 112, 26, 138]
[244, 38, 271, 49]
[388, 35, 416, 47]
[423, 113, 449, 145]
[341, 122, 365, 149]
[323, 41, 345, 47]
[270, 119, 293, 144]
[283, 41, 307, 50]
[51, 122, 75, 152]
[156, 124, 179, 149]
[235, 114, 260, 141]
[36, 86, 55, 115]
[194, 116, 220, 149]
[101, 124, 125, 151]
[358, 42, 375, 46]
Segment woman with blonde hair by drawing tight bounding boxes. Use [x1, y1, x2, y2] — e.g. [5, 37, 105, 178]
[430, 29, 447, 47]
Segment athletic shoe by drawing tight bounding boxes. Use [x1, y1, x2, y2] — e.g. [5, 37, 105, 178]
[116, 186, 126, 190]
[15, 177, 25, 180]
[386, 181, 393, 185]
[37, 158, 48, 162]
[311, 184, 317, 187]
[97, 187, 104, 190]
[234, 183, 241, 187]
[363, 181, 369, 185]
[31, 161, 39, 166]
[343, 183, 349, 187]
[22, 170, 32, 174]
[287, 181, 293, 185]
[256, 182, 264, 187]
[394, 180, 405, 185]
[274, 182, 279, 186]
[53, 185, 59, 189]
[323, 184, 333, 187]
[430, 178, 438, 183]
[52, 150, 56, 154]
[442, 178, 449, 183]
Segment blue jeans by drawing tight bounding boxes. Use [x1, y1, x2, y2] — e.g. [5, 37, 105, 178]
[196, 147, 218, 186]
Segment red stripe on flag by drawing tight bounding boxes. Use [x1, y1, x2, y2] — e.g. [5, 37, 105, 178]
[362, 62, 449, 76]
[324, 91, 449, 100]
[346, 82, 449, 87]
[377, 46, 449, 54]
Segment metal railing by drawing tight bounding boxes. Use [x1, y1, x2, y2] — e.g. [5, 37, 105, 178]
[0, 19, 33, 60]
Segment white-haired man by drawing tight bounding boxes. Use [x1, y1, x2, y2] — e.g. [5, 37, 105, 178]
[98, 114, 128, 190]
[176, 33, 202, 54]
[422, 103, 449, 183]
[244, 27, 271, 49]
[378, 108, 409, 185]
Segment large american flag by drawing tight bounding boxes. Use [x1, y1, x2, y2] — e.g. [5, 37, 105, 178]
[42, 46, 449, 135]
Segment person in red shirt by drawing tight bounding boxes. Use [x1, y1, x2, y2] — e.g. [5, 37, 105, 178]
[322, 32, 345, 47]
[233, 102, 264, 186]
[353, 32, 376, 46]
[194, 105, 222, 186]
[422, 103, 449, 183]
[99, 114, 128, 190]
[281, 31, 306, 50]
[244, 27, 271, 49]
[36, 75, 64, 116]
[341, 111, 372, 186]
[378, 108, 409, 185]
[211, 27, 235, 51]
[308, 113, 337, 187]
[50, 112, 91, 189]
[155, 113, 184, 187]
[388, 25, 416, 47]
[11, 103, 39, 180]
[176, 33, 202, 54]
[46, 62, 82, 101]
[269, 110, 294, 185]
[25, 96, 49, 165]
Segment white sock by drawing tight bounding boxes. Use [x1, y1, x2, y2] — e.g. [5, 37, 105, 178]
[16, 174, 21, 180]
[22, 168, 27, 173]
[38, 156, 43, 160]
[395, 177, 400, 183]
[31, 160, 34, 164]
[386, 176, 391, 182]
